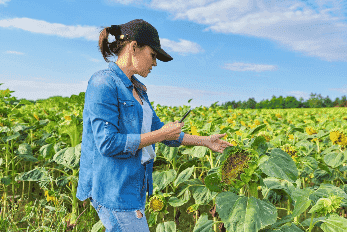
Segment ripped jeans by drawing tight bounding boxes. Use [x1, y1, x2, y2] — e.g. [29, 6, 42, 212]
[89, 197, 150, 232]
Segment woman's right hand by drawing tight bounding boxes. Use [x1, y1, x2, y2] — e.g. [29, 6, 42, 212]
[160, 120, 184, 141]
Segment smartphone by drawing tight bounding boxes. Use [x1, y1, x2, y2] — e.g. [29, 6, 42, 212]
[179, 108, 192, 123]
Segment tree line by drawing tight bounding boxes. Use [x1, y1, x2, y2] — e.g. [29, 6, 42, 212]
[212, 93, 347, 109]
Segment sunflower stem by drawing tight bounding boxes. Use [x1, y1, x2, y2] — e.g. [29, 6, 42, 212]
[209, 150, 214, 169]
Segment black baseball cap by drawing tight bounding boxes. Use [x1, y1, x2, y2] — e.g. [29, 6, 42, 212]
[108, 19, 173, 62]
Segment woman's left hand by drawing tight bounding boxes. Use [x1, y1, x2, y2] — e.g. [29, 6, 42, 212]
[203, 133, 234, 153]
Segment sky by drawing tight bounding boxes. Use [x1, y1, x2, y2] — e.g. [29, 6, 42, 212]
[0, 0, 347, 109]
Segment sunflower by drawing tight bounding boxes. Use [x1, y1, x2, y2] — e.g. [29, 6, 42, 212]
[148, 195, 166, 212]
[257, 131, 271, 142]
[288, 134, 294, 140]
[190, 126, 200, 136]
[218, 146, 255, 189]
[229, 139, 238, 146]
[227, 118, 234, 124]
[281, 144, 297, 160]
[305, 127, 317, 135]
[33, 114, 40, 121]
[330, 128, 347, 146]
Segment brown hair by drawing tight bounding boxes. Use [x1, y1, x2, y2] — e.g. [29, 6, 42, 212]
[98, 26, 146, 63]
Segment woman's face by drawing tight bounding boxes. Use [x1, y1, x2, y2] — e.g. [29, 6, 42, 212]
[133, 45, 157, 77]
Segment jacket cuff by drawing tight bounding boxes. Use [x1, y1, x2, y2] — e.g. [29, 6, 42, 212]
[124, 134, 141, 155]
[177, 132, 185, 145]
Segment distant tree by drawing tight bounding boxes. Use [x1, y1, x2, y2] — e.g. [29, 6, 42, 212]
[299, 97, 309, 108]
[262, 99, 270, 109]
[236, 100, 242, 109]
[230, 100, 238, 109]
[246, 97, 257, 109]
[333, 97, 340, 107]
[269, 95, 285, 109]
[341, 95, 347, 107]
[284, 96, 300, 109]
[307, 93, 323, 108]
[255, 100, 264, 109]
[322, 96, 333, 108]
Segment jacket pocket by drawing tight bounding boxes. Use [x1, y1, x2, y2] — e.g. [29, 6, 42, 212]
[118, 99, 136, 122]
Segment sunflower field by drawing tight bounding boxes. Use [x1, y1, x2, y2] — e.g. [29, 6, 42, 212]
[1, 86, 347, 232]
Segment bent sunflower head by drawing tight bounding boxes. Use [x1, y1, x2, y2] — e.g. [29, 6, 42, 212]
[218, 146, 256, 189]
[148, 195, 166, 212]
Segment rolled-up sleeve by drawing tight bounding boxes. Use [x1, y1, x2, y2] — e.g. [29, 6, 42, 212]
[86, 75, 141, 157]
[151, 107, 185, 147]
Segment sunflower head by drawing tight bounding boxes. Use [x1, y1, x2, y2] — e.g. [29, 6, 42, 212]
[281, 144, 297, 160]
[330, 128, 347, 146]
[305, 127, 317, 135]
[218, 146, 255, 189]
[257, 131, 271, 142]
[148, 195, 166, 213]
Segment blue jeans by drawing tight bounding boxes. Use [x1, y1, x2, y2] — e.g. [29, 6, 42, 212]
[89, 197, 150, 232]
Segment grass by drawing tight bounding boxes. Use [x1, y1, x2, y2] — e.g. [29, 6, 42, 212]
[0, 180, 328, 232]
[1, 180, 104, 232]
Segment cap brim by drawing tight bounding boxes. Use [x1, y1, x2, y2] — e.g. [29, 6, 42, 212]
[152, 47, 173, 62]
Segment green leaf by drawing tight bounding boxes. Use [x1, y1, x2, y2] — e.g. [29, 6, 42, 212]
[288, 127, 304, 134]
[259, 148, 299, 182]
[319, 213, 347, 232]
[271, 222, 305, 231]
[153, 169, 177, 191]
[204, 173, 222, 192]
[174, 166, 195, 187]
[247, 124, 267, 137]
[161, 145, 179, 161]
[156, 221, 176, 232]
[53, 143, 81, 170]
[193, 213, 214, 232]
[192, 184, 218, 205]
[191, 146, 209, 159]
[301, 213, 347, 231]
[168, 189, 190, 207]
[91, 220, 104, 232]
[216, 192, 277, 232]
[324, 152, 347, 168]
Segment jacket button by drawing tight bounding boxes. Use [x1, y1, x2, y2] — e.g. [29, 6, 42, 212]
[124, 102, 126, 105]
[106, 122, 108, 125]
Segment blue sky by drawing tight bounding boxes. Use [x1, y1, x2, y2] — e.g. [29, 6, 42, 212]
[0, 0, 346, 108]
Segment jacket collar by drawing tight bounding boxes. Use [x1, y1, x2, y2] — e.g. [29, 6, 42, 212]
[108, 62, 148, 93]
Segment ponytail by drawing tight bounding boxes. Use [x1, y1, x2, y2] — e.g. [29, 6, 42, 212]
[98, 25, 147, 63]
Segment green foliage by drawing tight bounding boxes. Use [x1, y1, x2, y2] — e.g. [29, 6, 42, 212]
[219, 93, 347, 110]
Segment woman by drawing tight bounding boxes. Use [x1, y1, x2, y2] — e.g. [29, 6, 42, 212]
[76, 19, 233, 231]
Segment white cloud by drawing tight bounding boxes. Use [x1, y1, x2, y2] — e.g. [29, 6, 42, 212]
[160, 38, 204, 56]
[0, 0, 11, 5]
[145, 83, 252, 107]
[147, 0, 347, 62]
[0, 17, 203, 56]
[0, 77, 89, 101]
[0, 17, 102, 41]
[329, 85, 347, 93]
[89, 58, 102, 63]
[0, 74, 249, 108]
[106, 0, 145, 6]
[148, 0, 215, 12]
[222, 62, 277, 72]
[4, 51, 24, 55]
[286, 90, 310, 100]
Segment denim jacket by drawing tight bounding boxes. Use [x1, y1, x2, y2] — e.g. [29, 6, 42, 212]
[76, 62, 185, 211]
